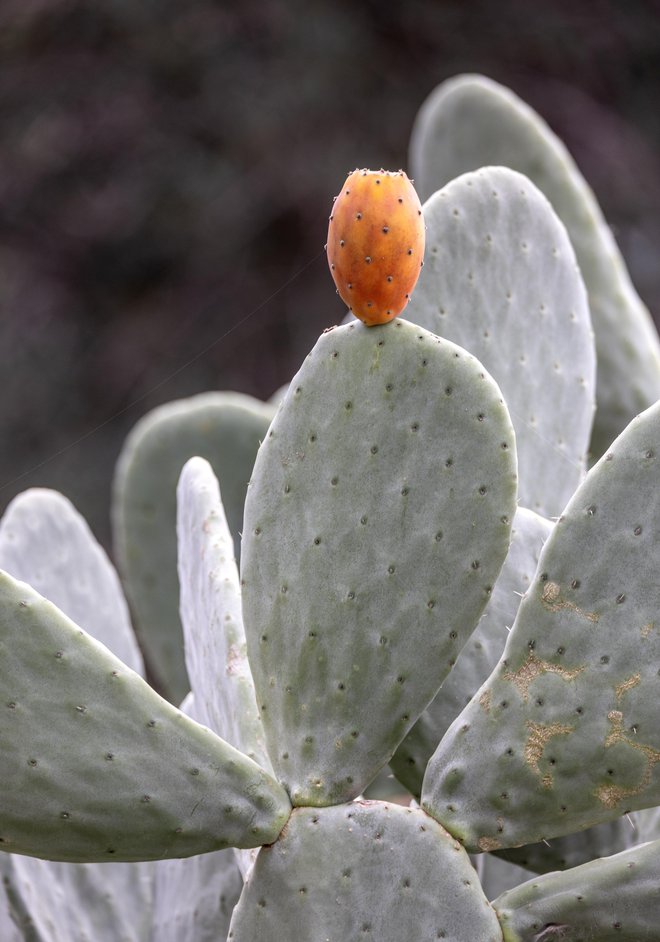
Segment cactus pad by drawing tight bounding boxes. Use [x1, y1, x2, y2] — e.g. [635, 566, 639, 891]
[405, 166, 594, 517]
[151, 848, 242, 942]
[241, 318, 517, 805]
[423, 400, 660, 852]
[409, 72, 660, 460]
[228, 802, 503, 941]
[391, 507, 552, 798]
[0, 571, 290, 861]
[2, 854, 154, 942]
[112, 391, 275, 702]
[0, 488, 144, 676]
[498, 814, 642, 875]
[176, 456, 270, 770]
[493, 839, 660, 941]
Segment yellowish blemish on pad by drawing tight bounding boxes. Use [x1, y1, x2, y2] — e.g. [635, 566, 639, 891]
[615, 674, 640, 703]
[524, 721, 574, 788]
[478, 836, 501, 852]
[504, 652, 584, 702]
[541, 581, 599, 622]
[596, 709, 660, 808]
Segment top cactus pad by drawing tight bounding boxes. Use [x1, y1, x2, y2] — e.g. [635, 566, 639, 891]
[241, 318, 517, 806]
[327, 169, 425, 325]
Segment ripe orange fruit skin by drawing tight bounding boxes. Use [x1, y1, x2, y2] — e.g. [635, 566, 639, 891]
[327, 169, 425, 326]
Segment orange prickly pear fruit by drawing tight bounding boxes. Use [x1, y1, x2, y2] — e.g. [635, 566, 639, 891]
[327, 168, 425, 326]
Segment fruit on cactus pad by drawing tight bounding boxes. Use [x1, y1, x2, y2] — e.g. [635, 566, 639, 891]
[327, 168, 425, 326]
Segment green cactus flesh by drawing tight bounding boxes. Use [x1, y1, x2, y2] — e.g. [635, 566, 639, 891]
[4, 690, 242, 941]
[176, 456, 271, 772]
[241, 318, 518, 806]
[178, 688, 256, 882]
[228, 801, 503, 942]
[410, 73, 660, 461]
[493, 839, 660, 942]
[0, 570, 291, 862]
[1, 853, 154, 942]
[405, 166, 595, 518]
[0, 856, 22, 942]
[391, 506, 552, 799]
[151, 848, 243, 942]
[422, 400, 660, 853]
[0, 488, 144, 677]
[112, 391, 275, 703]
[497, 813, 642, 875]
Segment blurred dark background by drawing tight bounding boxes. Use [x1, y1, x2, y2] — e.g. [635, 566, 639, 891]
[2, 0, 660, 548]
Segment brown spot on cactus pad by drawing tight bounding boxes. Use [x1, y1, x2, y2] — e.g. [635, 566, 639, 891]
[596, 709, 660, 807]
[615, 673, 641, 703]
[524, 721, 574, 788]
[503, 652, 585, 702]
[540, 581, 599, 622]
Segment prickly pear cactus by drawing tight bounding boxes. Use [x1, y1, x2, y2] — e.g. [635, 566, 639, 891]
[241, 318, 517, 806]
[422, 399, 660, 852]
[404, 165, 595, 518]
[2, 92, 660, 938]
[112, 391, 275, 703]
[497, 813, 642, 875]
[3, 318, 659, 938]
[0, 487, 242, 942]
[1, 853, 154, 942]
[409, 72, 660, 461]
[390, 505, 553, 799]
[229, 802, 502, 941]
[494, 840, 660, 941]
[0, 488, 144, 677]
